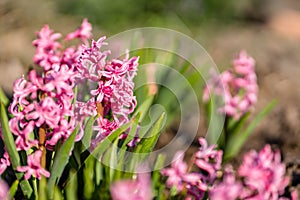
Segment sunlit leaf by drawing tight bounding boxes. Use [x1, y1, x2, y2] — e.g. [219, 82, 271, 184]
[47, 125, 79, 199]
[0, 103, 33, 198]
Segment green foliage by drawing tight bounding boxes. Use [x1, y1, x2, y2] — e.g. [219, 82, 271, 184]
[224, 100, 277, 160]
[47, 126, 79, 199]
[0, 103, 33, 198]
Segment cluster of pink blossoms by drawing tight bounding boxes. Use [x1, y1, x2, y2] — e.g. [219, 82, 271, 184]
[110, 173, 152, 200]
[161, 138, 223, 199]
[203, 51, 258, 119]
[4, 20, 92, 179]
[161, 138, 297, 200]
[210, 145, 297, 200]
[0, 18, 138, 180]
[74, 36, 138, 147]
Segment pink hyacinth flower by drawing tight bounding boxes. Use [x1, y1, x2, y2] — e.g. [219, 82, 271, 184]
[17, 150, 50, 180]
[195, 138, 223, 182]
[161, 151, 188, 191]
[233, 50, 255, 76]
[238, 145, 289, 199]
[65, 18, 92, 43]
[0, 152, 10, 175]
[110, 173, 152, 200]
[0, 178, 9, 200]
[209, 165, 242, 200]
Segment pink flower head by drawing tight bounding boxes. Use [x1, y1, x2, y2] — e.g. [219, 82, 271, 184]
[195, 138, 223, 182]
[0, 178, 9, 200]
[161, 151, 188, 191]
[209, 165, 243, 200]
[17, 150, 50, 180]
[110, 173, 152, 200]
[32, 25, 62, 70]
[203, 51, 258, 119]
[75, 37, 139, 144]
[233, 50, 255, 76]
[65, 18, 92, 43]
[238, 145, 289, 199]
[0, 151, 10, 175]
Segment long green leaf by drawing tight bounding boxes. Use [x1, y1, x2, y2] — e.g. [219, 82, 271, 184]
[102, 137, 119, 184]
[81, 116, 97, 152]
[66, 170, 78, 200]
[0, 103, 33, 198]
[9, 180, 19, 199]
[0, 87, 9, 106]
[121, 114, 140, 150]
[0, 103, 20, 168]
[86, 121, 133, 162]
[47, 125, 79, 199]
[152, 154, 166, 193]
[83, 156, 94, 199]
[224, 100, 276, 160]
[132, 95, 154, 122]
[134, 112, 165, 154]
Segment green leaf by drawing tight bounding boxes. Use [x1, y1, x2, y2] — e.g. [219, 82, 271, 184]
[132, 95, 154, 122]
[83, 156, 95, 199]
[227, 112, 250, 135]
[152, 154, 166, 190]
[66, 170, 78, 200]
[0, 87, 9, 106]
[9, 180, 19, 199]
[0, 103, 20, 168]
[86, 121, 133, 162]
[95, 159, 103, 186]
[134, 112, 165, 155]
[38, 177, 47, 200]
[121, 113, 140, 150]
[0, 103, 33, 198]
[47, 125, 79, 199]
[224, 100, 276, 160]
[54, 186, 63, 200]
[81, 116, 97, 152]
[102, 137, 119, 184]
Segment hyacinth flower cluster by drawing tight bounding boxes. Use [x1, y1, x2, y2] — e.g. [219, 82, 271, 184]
[110, 173, 153, 200]
[210, 145, 298, 200]
[0, 19, 139, 180]
[161, 138, 223, 199]
[2, 19, 92, 179]
[203, 51, 258, 120]
[161, 138, 297, 200]
[74, 36, 138, 147]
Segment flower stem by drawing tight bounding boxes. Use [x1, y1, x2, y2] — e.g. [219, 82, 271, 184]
[39, 124, 46, 168]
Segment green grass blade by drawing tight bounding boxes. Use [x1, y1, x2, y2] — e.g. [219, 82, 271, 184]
[47, 125, 79, 199]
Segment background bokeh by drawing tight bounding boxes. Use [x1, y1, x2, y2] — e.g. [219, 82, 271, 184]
[0, 0, 299, 174]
